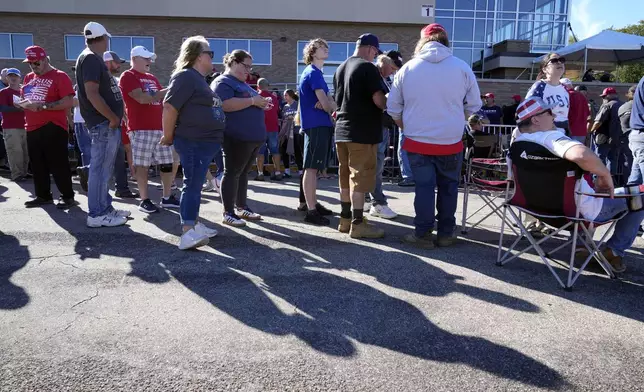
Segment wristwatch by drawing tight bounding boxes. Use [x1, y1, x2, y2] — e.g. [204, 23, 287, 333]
[42, 104, 48, 110]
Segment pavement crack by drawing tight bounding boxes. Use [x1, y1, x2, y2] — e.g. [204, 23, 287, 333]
[57, 259, 83, 269]
[47, 313, 82, 339]
[71, 290, 99, 309]
[32, 252, 78, 266]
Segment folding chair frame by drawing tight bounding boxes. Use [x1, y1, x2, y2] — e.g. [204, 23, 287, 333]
[496, 186, 626, 290]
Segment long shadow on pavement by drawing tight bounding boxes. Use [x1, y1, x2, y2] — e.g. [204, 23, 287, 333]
[0, 233, 31, 310]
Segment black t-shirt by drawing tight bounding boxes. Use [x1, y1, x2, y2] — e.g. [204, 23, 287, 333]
[502, 104, 518, 126]
[75, 48, 123, 128]
[333, 56, 384, 144]
[480, 105, 503, 125]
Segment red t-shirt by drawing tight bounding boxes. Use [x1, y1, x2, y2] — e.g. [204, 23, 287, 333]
[259, 90, 279, 132]
[21, 69, 74, 132]
[0, 87, 26, 129]
[567, 87, 590, 137]
[118, 69, 163, 131]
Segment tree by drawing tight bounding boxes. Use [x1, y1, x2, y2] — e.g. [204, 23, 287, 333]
[613, 20, 644, 83]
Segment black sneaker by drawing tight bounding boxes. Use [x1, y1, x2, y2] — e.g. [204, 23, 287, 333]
[115, 189, 140, 198]
[297, 203, 308, 212]
[255, 173, 265, 181]
[315, 203, 333, 216]
[160, 195, 180, 208]
[304, 209, 330, 226]
[25, 197, 54, 208]
[56, 197, 79, 210]
[270, 173, 283, 181]
[139, 199, 160, 213]
[77, 168, 88, 192]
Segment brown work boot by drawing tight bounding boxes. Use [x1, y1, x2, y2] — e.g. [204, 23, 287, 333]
[575, 247, 626, 273]
[403, 231, 434, 249]
[338, 217, 351, 233]
[350, 217, 385, 239]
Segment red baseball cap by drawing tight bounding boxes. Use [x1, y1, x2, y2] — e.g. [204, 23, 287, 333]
[421, 23, 446, 38]
[601, 87, 617, 97]
[512, 94, 522, 102]
[484, 93, 495, 99]
[23, 45, 47, 63]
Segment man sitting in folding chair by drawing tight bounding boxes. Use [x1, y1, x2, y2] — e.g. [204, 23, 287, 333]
[500, 96, 644, 286]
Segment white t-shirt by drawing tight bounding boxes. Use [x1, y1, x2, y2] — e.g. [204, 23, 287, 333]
[73, 104, 84, 123]
[508, 130, 603, 220]
[526, 81, 570, 124]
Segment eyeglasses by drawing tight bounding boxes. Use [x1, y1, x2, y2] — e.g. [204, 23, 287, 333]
[548, 57, 566, 65]
[28, 61, 41, 67]
[201, 50, 214, 59]
[533, 109, 553, 118]
[239, 62, 252, 71]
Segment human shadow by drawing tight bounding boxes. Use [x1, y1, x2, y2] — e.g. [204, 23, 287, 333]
[0, 233, 31, 309]
[0, 184, 8, 203]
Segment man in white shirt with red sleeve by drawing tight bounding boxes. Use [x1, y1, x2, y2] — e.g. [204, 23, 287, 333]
[118, 45, 177, 214]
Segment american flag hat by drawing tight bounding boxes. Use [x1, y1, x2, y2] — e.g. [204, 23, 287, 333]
[515, 96, 555, 123]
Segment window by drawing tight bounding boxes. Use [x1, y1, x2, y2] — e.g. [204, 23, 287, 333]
[455, 0, 476, 10]
[453, 19, 475, 41]
[436, 18, 454, 37]
[0, 33, 34, 59]
[500, 0, 518, 11]
[519, 0, 536, 12]
[205, 38, 272, 65]
[64, 35, 154, 61]
[296, 40, 399, 86]
[436, 0, 455, 8]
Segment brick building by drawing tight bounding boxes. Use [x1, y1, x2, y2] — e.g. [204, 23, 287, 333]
[0, 0, 427, 86]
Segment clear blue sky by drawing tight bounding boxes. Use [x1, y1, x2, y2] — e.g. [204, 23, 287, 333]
[570, 0, 643, 39]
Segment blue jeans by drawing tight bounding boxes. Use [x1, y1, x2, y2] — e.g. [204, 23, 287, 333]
[594, 198, 644, 257]
[88, 121, 121, 218]
[370, 128, 389, 206]
[173, 136, 220, 226]
[408, 151, 463, 238]
[258, 132, 279, 156]
[74, 123, 91, 168]
[628, 131, 644, 185]
[113, 141, 129, 193]
[595, 143, 619, 176]
[398, 132, 413, 180]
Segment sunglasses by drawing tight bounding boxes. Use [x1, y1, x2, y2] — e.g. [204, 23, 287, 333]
[548, 57, 566, 65]
[28, 61, 41, 67]
[534, 109, 553, 118]
[201, 50, 214, 59]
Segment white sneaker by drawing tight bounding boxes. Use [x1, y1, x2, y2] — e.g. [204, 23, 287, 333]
[195, 222, 218, 238]
[178, 228, 210, 250]
[110, 209, 131, 218]
[213, 174, 222, 194]
[236, 207, 262, 221]
[87, 214, 128, 228]
[203, 181, 215, 192]
[223, 212, 246, 227]
[369, 204, 398, 219]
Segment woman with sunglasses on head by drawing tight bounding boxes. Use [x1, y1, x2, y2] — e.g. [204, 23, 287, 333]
[526, 53, 570, 136]
[162, 36, 225, 250]
[212, 50, 270, 228]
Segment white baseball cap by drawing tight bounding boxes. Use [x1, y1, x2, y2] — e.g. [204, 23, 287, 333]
[131, 46, 157, 62]
[560, 78, 573, 86]
[83, 21, 111, 39]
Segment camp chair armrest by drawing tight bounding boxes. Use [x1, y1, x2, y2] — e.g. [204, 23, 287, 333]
[575, 191, 644, 198]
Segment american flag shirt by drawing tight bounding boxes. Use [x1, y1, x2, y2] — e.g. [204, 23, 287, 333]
[526, 80, 570, 128]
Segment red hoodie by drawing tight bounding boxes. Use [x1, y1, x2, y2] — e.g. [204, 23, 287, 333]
[566, 86, 590, 137]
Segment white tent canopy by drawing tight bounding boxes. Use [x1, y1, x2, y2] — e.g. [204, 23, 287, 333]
[532, 30, 644, 73]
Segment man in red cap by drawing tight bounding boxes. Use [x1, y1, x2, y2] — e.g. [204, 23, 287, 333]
[502, 95, 521, 125]
[590, 87, 626, 185]
[18, 45, 77, 209]
[479, 93, 503, 125]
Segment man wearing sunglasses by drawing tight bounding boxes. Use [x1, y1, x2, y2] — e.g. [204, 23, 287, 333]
[18, 45, 76, 209]
[75, 21, 128, 228]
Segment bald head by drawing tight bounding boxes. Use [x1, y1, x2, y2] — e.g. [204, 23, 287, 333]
[257, 78, 269, 90]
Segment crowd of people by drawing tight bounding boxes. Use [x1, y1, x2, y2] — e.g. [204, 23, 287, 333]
[1, 21, 644, 266]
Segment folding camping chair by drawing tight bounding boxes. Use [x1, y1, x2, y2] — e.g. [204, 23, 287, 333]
[496, 159, 629, 290]
[461, 153, 517, 235]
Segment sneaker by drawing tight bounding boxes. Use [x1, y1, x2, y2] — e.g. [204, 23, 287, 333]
[436, 236, 456, 247]
[87, 214, 128, 228]
[315, 203, 333, 216]
[195, 222, 219, 238]
[222, 212, 246, 227]
[236, 207, 262, 221]
[525, 222, 545, 239]
[297, 203, 308, 212]
[203, 181, 216, 192]
[403, 231, 435, 249]
[271, 173, 283, 181]
[213, 174, 222, 194]
[115, 189, 139, 198]
[139, 199, 160, 213]
[77, 168, 88, 192]
[350, 218, 385, 239]
[25, 197, 54, 208]
[599, 248, 626, 273]
[369, 204, 398, 219]
[110, 209, 132, 218]
[178, 228, 209, 250]
[397, 179, 415, 187]
[338, 217, 352, 233]
[56, 197, 79, 210]
[284, 172, 292, 179]
[364, 194, 372, 204]
[255, 173, 265, 181]
[160, 195, 180, 209]
[304, 209, 330, 226]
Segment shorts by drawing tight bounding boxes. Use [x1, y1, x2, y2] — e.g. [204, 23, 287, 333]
[258, 132, 279, 155]
[336, 142, 378, 193]
[303, 126, 333, 171]
[128, 130, 174, 167]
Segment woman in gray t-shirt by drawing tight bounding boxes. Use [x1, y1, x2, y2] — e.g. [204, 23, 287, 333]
[162, 36, 225, 250]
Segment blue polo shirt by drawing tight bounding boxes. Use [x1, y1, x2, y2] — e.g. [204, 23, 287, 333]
[631, 75, 644, 131]
[298, 64, 333, 130]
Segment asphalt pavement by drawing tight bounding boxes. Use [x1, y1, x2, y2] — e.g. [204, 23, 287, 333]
[1, 173, 644, 391]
